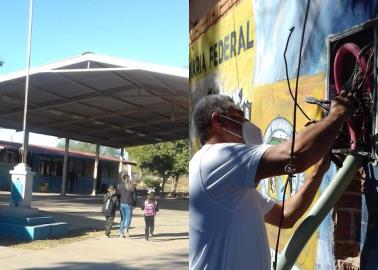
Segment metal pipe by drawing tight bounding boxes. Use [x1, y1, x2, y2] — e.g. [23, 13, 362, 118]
[91, 144, 100, 196]
[119, 147, 124, 173]
[61, 138, 69, 196]
[276, 154, 364, 270]
[21, 0, 34, 164]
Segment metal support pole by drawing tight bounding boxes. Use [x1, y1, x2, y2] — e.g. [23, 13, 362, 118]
[91, 144, 100, 196]
[21, 0, 33, 164]
[119, 147, 124, 173]
[61, 138, 69, 196]
[276, 154, 364, 270]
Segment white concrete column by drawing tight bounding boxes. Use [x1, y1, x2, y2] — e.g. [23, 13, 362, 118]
[60, 138, 69, 196]
[91, 144, 100, 196]
[119, 147, 124, 173]
[9, 163, 35, 208]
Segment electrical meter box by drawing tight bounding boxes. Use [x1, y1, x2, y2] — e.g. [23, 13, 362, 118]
[327, 20, 377, 158]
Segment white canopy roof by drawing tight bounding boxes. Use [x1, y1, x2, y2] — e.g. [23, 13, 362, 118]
[0, 53, 189, 148]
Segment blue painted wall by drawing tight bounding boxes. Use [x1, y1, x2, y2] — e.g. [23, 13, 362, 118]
[252, 0, 378, 84]
[0, 158, 119, 194]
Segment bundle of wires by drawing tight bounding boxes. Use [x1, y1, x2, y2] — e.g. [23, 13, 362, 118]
[333, 42, 374, 150]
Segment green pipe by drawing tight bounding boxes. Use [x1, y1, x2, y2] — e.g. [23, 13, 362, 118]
[276, 154, 364, 270]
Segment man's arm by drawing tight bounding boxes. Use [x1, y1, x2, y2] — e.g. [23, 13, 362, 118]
[255, 92, 351, 180]
[264, 155, 330, 228]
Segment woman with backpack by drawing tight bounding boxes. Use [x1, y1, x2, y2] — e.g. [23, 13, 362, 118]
[102, 184, 118, 237]
[117, 173, 137, 238]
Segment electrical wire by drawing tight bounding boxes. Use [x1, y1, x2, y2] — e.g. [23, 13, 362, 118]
[273, 0, 311, 269]
[291, 0, 311, 161]
[332, 43, 373, 94]
[284, 27, 311, 121]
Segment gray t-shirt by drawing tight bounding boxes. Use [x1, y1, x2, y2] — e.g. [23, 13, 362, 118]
[189, 143, 275, 270]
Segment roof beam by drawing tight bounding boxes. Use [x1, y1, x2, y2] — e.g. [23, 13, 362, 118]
[113, 72, 188, 109]
[84, 115, 188, 136]
[0, 84, 137, 117]
[98, 127, 188, 146]
[36, 101, 168, 129]
[55, 73, 103, 95]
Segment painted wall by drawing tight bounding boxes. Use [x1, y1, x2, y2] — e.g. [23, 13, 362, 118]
[0, 157, 119, 194]
[189, 0, 378, 269]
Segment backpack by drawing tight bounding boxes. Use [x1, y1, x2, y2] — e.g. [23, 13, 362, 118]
[144, 200, 158, 216]
[102, 196, 116, 216]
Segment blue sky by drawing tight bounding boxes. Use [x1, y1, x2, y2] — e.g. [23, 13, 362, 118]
[0, 0, 188, 146]
[0, 0, 188, 75]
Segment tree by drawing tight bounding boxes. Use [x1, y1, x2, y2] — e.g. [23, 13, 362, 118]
[56, 139, 120, 157]
[142, 153, 174, 192]
[127, 139, 189, 193]
[170, 140, 189, 196]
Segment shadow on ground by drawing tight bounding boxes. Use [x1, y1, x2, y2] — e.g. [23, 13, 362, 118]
[22, 251, 188, 269]
[0, 227, 104, 247]
[127, 232, 189, 241]
[23, 261, 187, 270]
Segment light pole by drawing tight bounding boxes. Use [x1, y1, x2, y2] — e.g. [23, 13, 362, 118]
[8, 0, 36, 209]
[21, 0, 33, 164]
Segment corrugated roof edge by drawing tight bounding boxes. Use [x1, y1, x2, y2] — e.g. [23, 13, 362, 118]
[0, 53, 188, 83]
[0, 139, 137, 166]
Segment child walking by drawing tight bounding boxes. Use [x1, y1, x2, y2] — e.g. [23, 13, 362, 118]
[101, 185, 118, 237]
[143, 192, 159, 241]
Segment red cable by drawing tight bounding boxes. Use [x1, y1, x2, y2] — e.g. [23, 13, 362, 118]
[333, 42, 372, 150]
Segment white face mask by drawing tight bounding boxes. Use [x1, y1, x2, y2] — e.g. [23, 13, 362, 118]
[220, 114, 263, 145]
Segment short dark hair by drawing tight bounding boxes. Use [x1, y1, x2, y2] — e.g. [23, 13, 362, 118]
[192, 95, 236, 145]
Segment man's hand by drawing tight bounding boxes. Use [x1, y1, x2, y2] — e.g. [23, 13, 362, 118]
[329, 90, 353, 121]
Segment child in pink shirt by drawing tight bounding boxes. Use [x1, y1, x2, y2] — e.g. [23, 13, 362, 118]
[143, 192, 159, 240]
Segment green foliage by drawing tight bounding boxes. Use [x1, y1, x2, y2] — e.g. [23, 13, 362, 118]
[127, 139, 189, 192]
[142, 153, 174, 180]
[170, 139, 189, 178]
[56, 139, 120, 157]
[57, 140, 95, 153]
[100, 146, 119, 157]
[142, 176, 161, 193]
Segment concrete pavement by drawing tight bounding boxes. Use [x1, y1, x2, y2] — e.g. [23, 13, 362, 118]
[0, 192, 188, 269]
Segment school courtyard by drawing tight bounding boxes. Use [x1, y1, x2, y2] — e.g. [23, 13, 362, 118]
[0, 191, 188, 269]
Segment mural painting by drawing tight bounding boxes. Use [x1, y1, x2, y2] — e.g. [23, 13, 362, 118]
[190, 0, 378, 268]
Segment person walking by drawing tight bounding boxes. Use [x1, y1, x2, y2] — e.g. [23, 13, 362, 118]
[117, 173, 137, 238]
[142, 191, 159, 241]
[101, 184, 118, 237]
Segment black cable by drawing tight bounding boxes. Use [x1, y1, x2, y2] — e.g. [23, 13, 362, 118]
[291, 0, 311, 160]
[273, 175, 291, 269]
[284, 27, 311, 121]
[273, 0, 311, 269]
